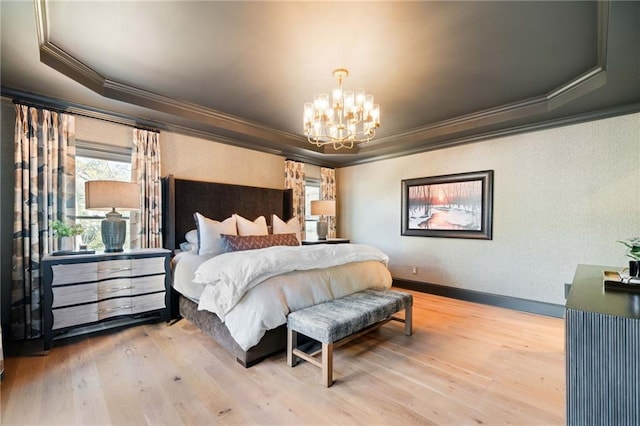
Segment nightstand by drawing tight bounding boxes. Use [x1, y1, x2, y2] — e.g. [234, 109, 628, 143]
[42, 248, 171, 351]
[301, 238, 350, 245]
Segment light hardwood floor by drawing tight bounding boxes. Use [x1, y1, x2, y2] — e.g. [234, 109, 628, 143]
[1, 290, 565, 425]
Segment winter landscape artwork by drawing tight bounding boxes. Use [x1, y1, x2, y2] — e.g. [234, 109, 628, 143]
[401, 170, 493, 239]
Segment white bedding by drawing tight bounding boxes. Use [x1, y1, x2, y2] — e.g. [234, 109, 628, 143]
[171, 250, 215, 301]
[195, 243, 389, 320]
[224, 260, 390, 349]
[172, 244, 392, 350]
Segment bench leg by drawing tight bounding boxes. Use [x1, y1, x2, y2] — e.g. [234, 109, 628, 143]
[322, 342, 334, 387]
[287, 328, 298, 367]
[405, 304, 413, 336]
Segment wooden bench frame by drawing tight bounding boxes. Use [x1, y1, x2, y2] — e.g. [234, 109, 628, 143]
[287, 297, 412, 387]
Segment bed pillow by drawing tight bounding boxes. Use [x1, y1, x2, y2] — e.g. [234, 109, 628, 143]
[179, 241, 195, 253]
[181, 229, 198, 252]
[272, 214, 301, 244]
[220, 233, 299, 252]
[233, 214, 268, 236]
[194, 213, 237, 256]
[185, 229, 198, 245]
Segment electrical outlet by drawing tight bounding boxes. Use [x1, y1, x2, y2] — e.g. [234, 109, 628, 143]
[411, 266, 418, 275]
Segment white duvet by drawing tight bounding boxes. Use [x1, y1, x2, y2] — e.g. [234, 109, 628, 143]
[181, 244, 392, 350]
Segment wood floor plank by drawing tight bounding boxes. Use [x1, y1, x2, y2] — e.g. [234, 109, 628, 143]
[1, 290, 565, 425]
[1, 341, 47, 425]
[68, 336, 112, 425]
[38, 339, 76, 424]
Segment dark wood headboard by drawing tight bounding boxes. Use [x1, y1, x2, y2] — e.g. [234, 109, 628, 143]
[161, 175, 293, 251]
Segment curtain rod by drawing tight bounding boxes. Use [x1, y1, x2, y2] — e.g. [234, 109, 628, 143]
[9, 96, 160, 133]
[13, 99, 69, 115]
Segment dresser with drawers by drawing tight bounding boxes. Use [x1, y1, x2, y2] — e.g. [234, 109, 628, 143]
[42, 248, 171, 351]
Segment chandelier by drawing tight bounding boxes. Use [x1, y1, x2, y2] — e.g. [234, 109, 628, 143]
[303, 68, 380, 150]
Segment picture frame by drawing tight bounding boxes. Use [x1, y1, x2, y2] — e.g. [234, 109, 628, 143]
[401, 170, 493, 239]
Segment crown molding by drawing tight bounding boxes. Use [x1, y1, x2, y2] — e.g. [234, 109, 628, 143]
[343, 101, 640, 167]
[1, 88, 334, 167]
[5, 89, 638, 170]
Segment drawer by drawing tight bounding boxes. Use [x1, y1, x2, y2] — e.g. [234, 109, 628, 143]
[132, 292, 166, 314]
[51, 291, 165, 329]
[131, 257, 166, 276]
[52, 282, 98, 308]
[131, 275, 165, 295]
[53, 303, 98, 330]
[98, 259, 133, 280]
[51, 262, 98, 286]
[98, 297, 133, 320]
[97, 257, 165, 280]
[98, 278, 133, 299]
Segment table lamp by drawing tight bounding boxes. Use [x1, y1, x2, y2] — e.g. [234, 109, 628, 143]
[310, 200, 335, 240]
[85, 180, 140, 252]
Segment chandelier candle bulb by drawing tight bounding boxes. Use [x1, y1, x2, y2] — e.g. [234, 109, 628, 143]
[344, 91, 355, 114]
[304, 103, 313, 120]
[333, 87, 342, 105]
[356, 89, 366, 107]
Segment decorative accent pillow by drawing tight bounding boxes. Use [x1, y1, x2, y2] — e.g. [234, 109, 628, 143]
[220, 233, 299, 252]
[194, 213, 237, 256]
[272, 214, 301, 244]
[234, 214, 268, 236]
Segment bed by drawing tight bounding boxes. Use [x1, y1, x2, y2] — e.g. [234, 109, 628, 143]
[161, 175, 391, 367]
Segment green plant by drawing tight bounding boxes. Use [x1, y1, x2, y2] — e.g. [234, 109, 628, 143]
[51, 220, 84, 237]
[618, 237, 640, 261]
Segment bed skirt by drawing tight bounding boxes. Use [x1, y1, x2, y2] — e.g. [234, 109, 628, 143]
[178, 295, 287, 367]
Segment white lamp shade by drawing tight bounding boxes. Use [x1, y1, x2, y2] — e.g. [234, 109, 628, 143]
[310, 200, 336, 216]
[85, 180, 140, 211]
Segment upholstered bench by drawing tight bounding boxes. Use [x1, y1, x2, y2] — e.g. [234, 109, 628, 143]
[287, 288, 413, 387]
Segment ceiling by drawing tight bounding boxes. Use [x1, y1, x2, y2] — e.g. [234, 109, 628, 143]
[2, 1, 639, 167]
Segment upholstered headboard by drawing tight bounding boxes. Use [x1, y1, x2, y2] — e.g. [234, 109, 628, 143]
[161, 175, 293, 251]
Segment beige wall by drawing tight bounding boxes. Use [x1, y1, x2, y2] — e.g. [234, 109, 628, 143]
[160, 132, 284, 189]
[338, 112, 640, 305]
[75, 116, 285, 188]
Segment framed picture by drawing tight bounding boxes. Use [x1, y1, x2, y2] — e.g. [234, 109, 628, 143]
[401, 170, 493, 239]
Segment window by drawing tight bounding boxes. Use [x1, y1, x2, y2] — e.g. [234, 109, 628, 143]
[304, 178, 320, 240]
[75, 141, 132, 250]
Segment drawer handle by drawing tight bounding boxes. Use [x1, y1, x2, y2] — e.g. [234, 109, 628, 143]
[98, 285, 133, 294]
[98, 305, 133, 314]
[100, 267, 133, 273]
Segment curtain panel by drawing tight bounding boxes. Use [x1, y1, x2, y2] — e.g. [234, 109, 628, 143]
[320, 167, 337, 238]
[284, 160, 306, 238]
[130, 129, 162, 249]
[11, 104, 76, 339]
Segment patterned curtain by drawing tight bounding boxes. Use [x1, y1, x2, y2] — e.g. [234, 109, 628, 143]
[320, 167, 337, 238]
[130, 129, 162, 249]
[284, 160, 305, 238]
[11, 104, 76, 339]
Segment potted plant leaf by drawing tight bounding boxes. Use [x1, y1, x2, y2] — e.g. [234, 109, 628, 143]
[51, 220, 84, 251]
[618, 237, 640, 277]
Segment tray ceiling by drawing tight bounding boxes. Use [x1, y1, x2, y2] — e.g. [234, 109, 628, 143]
[1, 1, 639, 167]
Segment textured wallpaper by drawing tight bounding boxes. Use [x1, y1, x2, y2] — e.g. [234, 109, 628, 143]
[338, 112, 640, 306]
